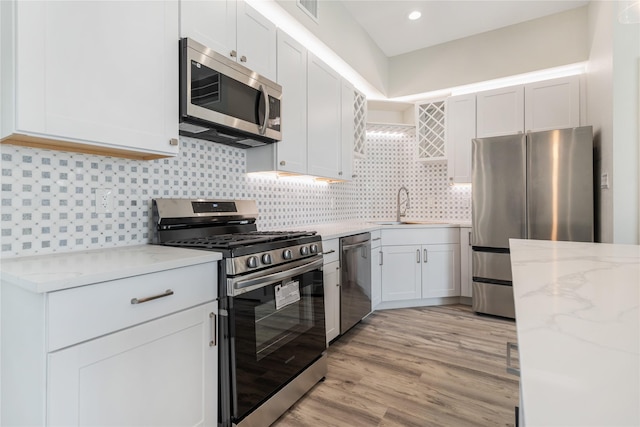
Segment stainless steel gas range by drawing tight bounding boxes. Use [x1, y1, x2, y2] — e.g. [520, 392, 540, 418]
[152, 199, 327, 427]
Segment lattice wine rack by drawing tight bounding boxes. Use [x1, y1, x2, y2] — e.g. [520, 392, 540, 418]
[416, 100, 446, 161]
[353, 89, 367, 158]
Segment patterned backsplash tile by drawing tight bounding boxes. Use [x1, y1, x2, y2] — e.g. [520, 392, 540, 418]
[0, 133, 470, 258]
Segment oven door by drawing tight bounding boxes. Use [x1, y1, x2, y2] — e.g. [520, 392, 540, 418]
[227, 257, 326, 423]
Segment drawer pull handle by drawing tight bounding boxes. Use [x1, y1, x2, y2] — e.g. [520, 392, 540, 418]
[322, 250, 336, 255]
[209, 312, 217, 347]
[506, 341, 520, 377]
[131, 289, 174, 305]
[372, 237, 381, 241]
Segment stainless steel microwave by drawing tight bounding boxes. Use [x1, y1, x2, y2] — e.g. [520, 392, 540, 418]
[179, 38, 282, 148]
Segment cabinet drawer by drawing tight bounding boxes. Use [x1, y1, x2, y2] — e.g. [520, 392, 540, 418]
[322, 238, 339, 264]
[47, 262, 217, 352]
[370, 230, 382, 248]
[381, 227, 459, 246]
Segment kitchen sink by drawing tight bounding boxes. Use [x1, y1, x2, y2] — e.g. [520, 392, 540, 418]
[370, 220, 448, 225]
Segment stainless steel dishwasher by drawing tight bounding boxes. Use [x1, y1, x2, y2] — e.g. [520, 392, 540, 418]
[339, 232, 372, 334]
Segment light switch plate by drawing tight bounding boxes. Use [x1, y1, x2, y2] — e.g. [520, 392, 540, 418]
[95, 189, 114, 213]
[600, 173, 609, 189]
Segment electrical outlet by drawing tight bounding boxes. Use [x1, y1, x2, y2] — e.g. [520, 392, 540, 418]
[600, 173, 610, 189]
[95, 189, 113, 213]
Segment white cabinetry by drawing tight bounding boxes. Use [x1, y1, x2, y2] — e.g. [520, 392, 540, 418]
[246, 35, 354, 181]
[246, 30, 307, 175]
[370, 230, 382, 309]
[446, 94, 476, 184]
[1, 0, 179, 160]
[1, 254, 218, 426]
[416, 100, 446, 161]
[446, 75, 581, 183]
[307, 53, 342, 180]
[180, 0, 276, 81]
[379, 228, 460, 309]
[459, 227, 473, 300]
[322, 238, 340, 344]
[47, 303, 217, 426]
[524, 76, 580, 132]
[476, 85, 525, 138]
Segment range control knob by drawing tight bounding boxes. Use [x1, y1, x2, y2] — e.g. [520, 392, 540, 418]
[310, 244, 319, 254]
[246, 256, 258, 269]
[261, 253, 272, 265]
[282, 249, 293, 260]
[300, 246, 309, 256]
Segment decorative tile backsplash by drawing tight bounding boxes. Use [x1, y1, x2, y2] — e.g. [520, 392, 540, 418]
[0, 133, 470, 258]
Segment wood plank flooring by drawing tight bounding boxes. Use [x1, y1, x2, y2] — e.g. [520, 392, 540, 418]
[272, 305, 519, 427]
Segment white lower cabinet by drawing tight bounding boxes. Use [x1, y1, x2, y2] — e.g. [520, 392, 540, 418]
[460, 227, 473, 299]
[370, 231, 382, 309]
[47, 302, 217, 426]
[379, 228, 460, 309]
[1, 257, 218, 427]
[323, 260, 340, 345]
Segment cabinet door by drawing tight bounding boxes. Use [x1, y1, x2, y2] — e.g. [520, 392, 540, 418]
[476, 86, 524, 138]
[381, 245, 422, 302]
[275, 30, 308, 174]
[340, 79, 355, 181]
[524, 76, 580, 132]
[307, 54, 341, 179]
[459, 228, 473, 298]
[446, 94, 476, 183]
[370, 247, 382, 309]
[18, 1, 179, 157]
[180, 0, 236, 60]
[47, 302, 217, 427]
[236, 0, 277, 81]
[421, 244, 460, 298]
[323, 261, 340, 344]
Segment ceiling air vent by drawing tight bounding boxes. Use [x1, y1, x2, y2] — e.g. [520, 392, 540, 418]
[297, 0, 319, 22]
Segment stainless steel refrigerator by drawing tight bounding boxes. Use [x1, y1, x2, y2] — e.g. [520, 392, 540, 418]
[471, 126, 594, 318]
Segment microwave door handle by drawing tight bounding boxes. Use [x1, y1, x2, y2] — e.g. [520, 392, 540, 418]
[258, 85, 269, 136]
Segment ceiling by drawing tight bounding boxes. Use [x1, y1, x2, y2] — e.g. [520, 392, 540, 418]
[340, 0, 590, 57]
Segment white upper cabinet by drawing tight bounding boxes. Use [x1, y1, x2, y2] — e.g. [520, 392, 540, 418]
[180, 0, 276, 81]
[179, 0, 236, 62]
[2, 0, 180, 160]
[307, 53, 342, 179]
[341, 79, 355, 180]
[476, 85, 525, 138]
[416, 100, 446, 161]
[524, 76, 580, 132]
[446, 94, 476, 184]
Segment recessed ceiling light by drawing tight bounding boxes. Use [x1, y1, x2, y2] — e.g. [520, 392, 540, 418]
[408, 11, 422, 20]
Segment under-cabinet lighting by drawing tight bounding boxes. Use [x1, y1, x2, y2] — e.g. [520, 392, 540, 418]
[366, 130, 408, 138]
[245, 0, 385, 99]
[247, 172, 329, 186]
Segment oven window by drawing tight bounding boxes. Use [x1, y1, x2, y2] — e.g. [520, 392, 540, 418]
[254, 281, 313, 360]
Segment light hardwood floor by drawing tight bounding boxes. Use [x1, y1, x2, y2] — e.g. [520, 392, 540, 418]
[273, 305, 519, 427]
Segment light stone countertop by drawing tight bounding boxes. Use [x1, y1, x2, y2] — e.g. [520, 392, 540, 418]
[0, 245, 222, 293]
[509, 238, 640, 427]
[284, 220, 469, 241]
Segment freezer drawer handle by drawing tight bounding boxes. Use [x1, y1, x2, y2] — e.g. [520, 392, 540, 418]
[209, 312, 217, 347]
[130, 289, 173, 305]
[506, 341, 520, 377]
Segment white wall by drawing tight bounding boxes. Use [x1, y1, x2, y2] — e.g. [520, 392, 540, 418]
[587, 1, 640, 244]
[388, 6, 590, 98]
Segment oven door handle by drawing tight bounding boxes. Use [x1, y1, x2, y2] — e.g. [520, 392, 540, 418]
[230, 257, 324, 296]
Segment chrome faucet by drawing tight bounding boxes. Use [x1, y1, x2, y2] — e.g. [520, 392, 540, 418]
[397, 186, 410, 222]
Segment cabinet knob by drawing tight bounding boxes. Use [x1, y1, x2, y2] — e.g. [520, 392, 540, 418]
[338, 171, 343, 176]
[169, 138, 179, 146]
[230, 50, 237, 58]
[280, 160, 286, 166]
[240, 55, 247, 62]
